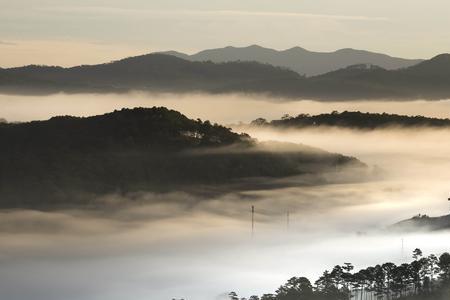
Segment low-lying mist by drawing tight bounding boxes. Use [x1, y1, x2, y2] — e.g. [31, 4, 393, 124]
[2, 92, 450, 124]
[2, 93, 450, 300]
[1, 191, 449, 300]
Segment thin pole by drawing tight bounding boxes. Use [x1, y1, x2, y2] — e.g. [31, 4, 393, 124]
[251, 205, 255, 237]
[287, 210, 290, 231]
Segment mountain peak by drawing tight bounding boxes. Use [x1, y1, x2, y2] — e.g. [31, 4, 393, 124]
[282, 46, 308, 53]
[428, 53, 450, 63]
[246, 44, 264, 49]
[405, 53, 450, 77]
[335, 48, 357, 53]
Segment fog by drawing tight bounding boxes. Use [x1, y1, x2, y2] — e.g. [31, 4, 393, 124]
[1, 93, 450, 300]
[2, 92, 450, 124]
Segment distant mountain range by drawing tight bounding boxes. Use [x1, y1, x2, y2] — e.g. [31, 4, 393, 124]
[0, 107, 363, 208]
[1, 52, 450, 100]
[248, 111, 450, 130]
[161, 45, 423, 76]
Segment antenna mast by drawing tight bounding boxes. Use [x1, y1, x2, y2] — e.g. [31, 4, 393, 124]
[287, 210, 290, 231]
[251, 205, 255, 237]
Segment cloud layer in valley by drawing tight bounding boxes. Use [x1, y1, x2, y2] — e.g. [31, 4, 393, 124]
[2, 95, 450, 299]
[2, 93, 450, 124]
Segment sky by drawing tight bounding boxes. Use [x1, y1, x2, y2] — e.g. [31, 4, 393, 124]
[0, 0, 449, 67]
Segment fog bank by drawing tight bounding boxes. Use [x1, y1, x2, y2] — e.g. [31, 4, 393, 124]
[2, 94, 450, 300]
[2, 93, 450, 124]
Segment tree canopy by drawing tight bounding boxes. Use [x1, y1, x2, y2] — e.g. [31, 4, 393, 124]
[229, 249, 450, 300]
[251, 111, 450, 130]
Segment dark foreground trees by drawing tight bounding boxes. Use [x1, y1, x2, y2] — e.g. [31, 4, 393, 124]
[230, 249, 450, 300]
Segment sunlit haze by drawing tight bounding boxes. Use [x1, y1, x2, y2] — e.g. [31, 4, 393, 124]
[1, 0, 450, 67]
[2, 2, 450, 300]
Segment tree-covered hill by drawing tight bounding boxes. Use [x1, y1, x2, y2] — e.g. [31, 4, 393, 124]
[0, 53, 303, 94]
[0, 106, 245, 152]
[1, 53, 450, 100]
[390, 214, 450, 232]
[250, 111, 450, 130]
[0, 107, 364, 208]
[310, 54, 450, 100]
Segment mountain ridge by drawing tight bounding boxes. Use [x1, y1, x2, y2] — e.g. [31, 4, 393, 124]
[160, 45, 423, 76]
[1, 52, 450, 100]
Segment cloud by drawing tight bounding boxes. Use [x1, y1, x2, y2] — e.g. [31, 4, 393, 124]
[2, 95, 450, 300]
[39, 6, 388, 22]
[0, 40, 16, 46]
[196, 10, 388, 22]
[2, 117, 450, 300]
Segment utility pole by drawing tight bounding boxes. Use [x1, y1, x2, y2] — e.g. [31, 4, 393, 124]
[287, 210, 290, 231]
[251, 205, 255, 238]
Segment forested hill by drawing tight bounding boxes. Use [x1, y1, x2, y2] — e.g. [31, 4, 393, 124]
[1, 53, 450, 100]
[390, 214, 450, 232]
[0, 107, 364, 208]
[0, 107, 247, 152]
[250, 111, 450, 130]
[0, 53, 302, 94]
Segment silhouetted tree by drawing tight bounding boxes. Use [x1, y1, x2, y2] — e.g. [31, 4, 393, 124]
[229, 291, 239, 300]
[276, 277, 313, 300]
[439, 253, 450, 282]
[260, 294, 276, 300]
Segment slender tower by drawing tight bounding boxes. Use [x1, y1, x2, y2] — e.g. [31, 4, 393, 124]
[287, 210, 290, 231]
[251, 205, 255, 237]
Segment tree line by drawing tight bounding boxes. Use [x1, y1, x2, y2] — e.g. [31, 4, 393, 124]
[228, 249, 450, 300]
[250, 111, 450, 130]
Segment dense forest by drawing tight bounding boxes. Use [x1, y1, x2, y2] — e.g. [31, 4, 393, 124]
[0, 107, 363, 208]
[227, 249, 450, 300]
[1, 53, 450, 100]
[250, 111, 450, 130]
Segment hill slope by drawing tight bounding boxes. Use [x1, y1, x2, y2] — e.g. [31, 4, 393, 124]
[0, 107, 364, 208]
[161, 45, 422, 76]
[0, 53, 302, 94]
[390, 214, 450, 232]
[311, 54, 450, 99]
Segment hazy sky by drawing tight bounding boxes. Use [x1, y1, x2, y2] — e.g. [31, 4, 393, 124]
[0, 0, 449, 67]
